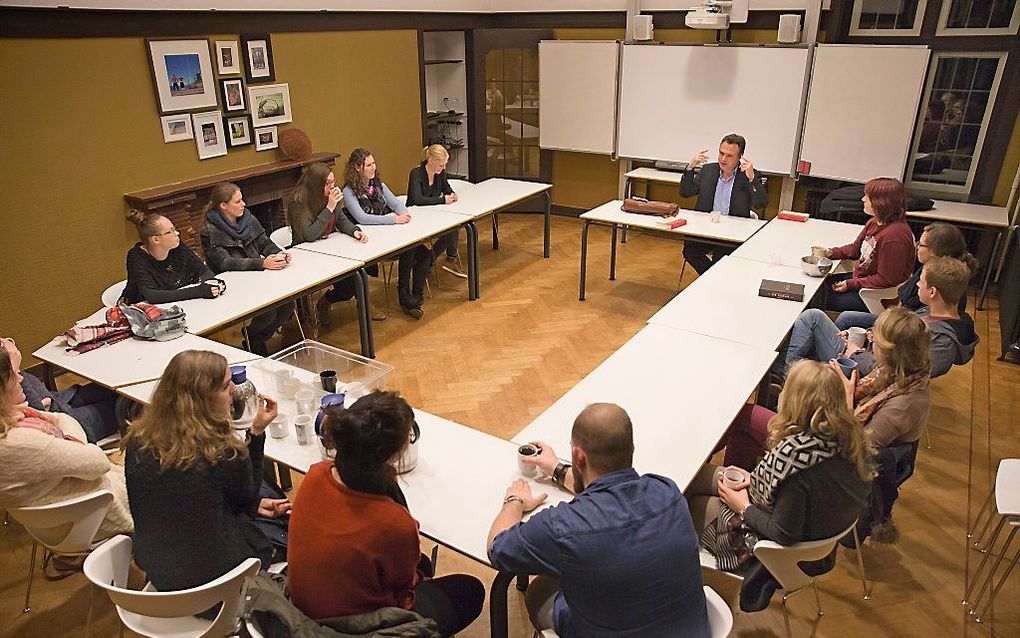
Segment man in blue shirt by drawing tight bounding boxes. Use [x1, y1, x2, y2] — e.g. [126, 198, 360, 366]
[487, 403, 710, 638]
[679, 133, 769, 275]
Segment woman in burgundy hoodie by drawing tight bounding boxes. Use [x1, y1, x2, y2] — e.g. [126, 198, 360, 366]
[825, 177, 916, 313]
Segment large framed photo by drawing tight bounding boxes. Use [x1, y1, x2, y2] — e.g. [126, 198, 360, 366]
[159, 114, 194, 143]
[146, 39, 218, 115]
[255, 126, 279, 151]
[214, 40, 241, 76]
[225, 115, 253, 147]
[241, 33, 275, 84]
[220, 78, 246, 112]
[249, 83, 292, 127]
[192, 111, 228, 160]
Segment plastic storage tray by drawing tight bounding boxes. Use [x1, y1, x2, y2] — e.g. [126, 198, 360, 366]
[260, 339, 394, 399]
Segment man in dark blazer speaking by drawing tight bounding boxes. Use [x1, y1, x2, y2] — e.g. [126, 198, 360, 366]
[679, 133, 768, 274]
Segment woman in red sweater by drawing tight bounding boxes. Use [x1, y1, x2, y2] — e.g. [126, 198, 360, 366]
[287, 391, 484, 636]
[825, 177, 916, 313]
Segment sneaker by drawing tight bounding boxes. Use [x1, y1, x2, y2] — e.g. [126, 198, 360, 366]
[402, 305, 424, 320]
[316, 297, 332, 327]
[442, 257, 468, 279]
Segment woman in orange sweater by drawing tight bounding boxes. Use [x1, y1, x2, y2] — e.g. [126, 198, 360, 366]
[287, 391, 484, 636]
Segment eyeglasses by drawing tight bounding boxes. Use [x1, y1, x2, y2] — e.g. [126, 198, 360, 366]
[155, 227, 179, 237]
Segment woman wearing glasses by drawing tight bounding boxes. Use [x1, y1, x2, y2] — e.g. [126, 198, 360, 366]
[123, 211, 221, 304]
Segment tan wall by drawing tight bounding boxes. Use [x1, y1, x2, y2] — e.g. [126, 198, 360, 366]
[0, 30, 423, 357]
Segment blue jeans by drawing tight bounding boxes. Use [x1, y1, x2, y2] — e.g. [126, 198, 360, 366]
[835, 311, 878, 331]
[784, 309, 846, 374]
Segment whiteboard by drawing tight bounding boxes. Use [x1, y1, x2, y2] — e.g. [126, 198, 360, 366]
[539, 40, 620, 155]
[616, 44, 812, 175]
[800, 44, 930, 183]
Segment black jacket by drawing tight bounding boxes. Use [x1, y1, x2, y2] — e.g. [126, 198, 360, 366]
[200, 209, 282, 273]
[405, 164, 453, 207]
[124, 242, 217, 304]
[679, 163, 768, 217]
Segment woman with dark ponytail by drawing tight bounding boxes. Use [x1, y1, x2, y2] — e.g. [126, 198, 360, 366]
[287, 391, 484, 636]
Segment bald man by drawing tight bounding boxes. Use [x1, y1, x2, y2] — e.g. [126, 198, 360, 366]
[487, 403, 710, 638]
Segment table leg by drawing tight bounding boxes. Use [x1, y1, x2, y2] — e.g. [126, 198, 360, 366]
[492, 213, 500, 251]
[353, 268, 375, 358]
[977, 230, 1003, 311]
[543, 190, 552, 259]
[610, 224, 619, 281]
[466, 221, 480, 301]
[489, 571, 514, 638]
[580, 220, 590, 301]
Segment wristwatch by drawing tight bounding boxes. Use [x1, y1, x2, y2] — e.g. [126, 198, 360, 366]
[553, 462, 572, 487]
[503, 494, 525, 508]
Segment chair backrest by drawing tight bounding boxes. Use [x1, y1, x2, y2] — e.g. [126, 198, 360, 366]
[101, 281, 127, 307]
[859, 286, 899, 315]
[752, 520, 857, 594]
[703, 585, 734, 638]
[9, 490, 114, 553]
[269, 226, 292, 249]
[750, 211, 759, 220]
[84, 535, 261, 638]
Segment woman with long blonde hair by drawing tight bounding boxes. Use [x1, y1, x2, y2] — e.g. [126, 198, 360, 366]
[123, 350, 287, 598]
[0, 345, 132, 539]
[406, 144, 466, 278]
[686, 360, 873, 601]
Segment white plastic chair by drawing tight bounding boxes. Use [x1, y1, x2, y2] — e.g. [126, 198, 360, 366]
[858, 286, 899, 315]
[101, 281, 126, 307]
[535, 585, 732, 637]
[84, 534, 260, 638]
[964, 458, 1020, 623]
[269, 226, 292, 249]
[9, 489, 114, 613]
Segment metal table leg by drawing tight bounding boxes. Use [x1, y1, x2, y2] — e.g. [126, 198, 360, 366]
[610, 224, 619, 281]
[488, 571, 514, 638]
[492, 213, 500, 251]
[353, 268, 375, 359]
[466, 221, 480, 301]
[543, 190, 552, 258]
[977, 229, 1003, 311]
[579, 220, 590, 301]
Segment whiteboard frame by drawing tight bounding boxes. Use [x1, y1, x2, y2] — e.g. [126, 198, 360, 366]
[538, 40, 621, 155]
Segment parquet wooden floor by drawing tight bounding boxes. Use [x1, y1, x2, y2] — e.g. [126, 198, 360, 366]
[1, 214, 1017, 637]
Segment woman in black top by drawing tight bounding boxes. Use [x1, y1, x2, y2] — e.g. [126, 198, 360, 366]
[123, 350, 289, 603]
[123, 211, 220, 304]
[406, 144, 466, 279]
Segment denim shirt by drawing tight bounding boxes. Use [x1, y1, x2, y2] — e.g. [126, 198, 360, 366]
[713, 170, 736, 215]
[489, 469, 710, 638]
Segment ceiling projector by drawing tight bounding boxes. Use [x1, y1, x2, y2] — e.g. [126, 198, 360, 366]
[686, 6, 730, 29]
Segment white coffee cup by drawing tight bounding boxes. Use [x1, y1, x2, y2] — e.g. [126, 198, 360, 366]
[847, 326, 868, 348]
[294, 390, 316, 415]
[294, 414, 312, 445]
[268, 414, 288, 439]
[722, 468, 745, 490]
[517, 443, 541, 478]
[710, 210, 722, 224]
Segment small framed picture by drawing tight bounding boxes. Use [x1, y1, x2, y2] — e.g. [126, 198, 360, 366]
[248, 83, 292, 127]
[220, 78, 246, 112]
[214, 40, 241, 76]
[159, 114, 194, 143]
[241, 33, 275, 84]
[192, 111, 228, 160]
[254, 126, 279, 151]
[146, 38, 218, 114]
[225, 115, 253, 147]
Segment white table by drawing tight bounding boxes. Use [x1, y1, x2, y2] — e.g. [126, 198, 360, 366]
[515, 324, 777, 492]
[623, 166, 684, 197]
[731, 216, 863, 269]
[646, 256, 828, 351]
[577, 199, 767, 300]
[34, 328, 259, 390]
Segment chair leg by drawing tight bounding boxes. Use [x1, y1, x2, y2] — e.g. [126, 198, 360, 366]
[964, 517, 1007, 603]
[974, 534, 1020, 622]
[969, 489, 996, 541]
[293, 307, 306, 341]
[3, 510, 8, 526]
[430, 544, 439, 575]
[86, 582, 94, 638]
[23, 539, 38, 613]
[812, 580, 824, 616]
[852, 526, 871, 599]
[781, 594, 793, 638]
[676, 259, 688, 290]
[924, 429, 932, 450]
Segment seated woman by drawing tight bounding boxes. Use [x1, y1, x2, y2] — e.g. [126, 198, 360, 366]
[3, 336, 120, 443]
[288, 391, 484, 637]
[406, 144, 466, 279]
[727, 307, 931, 470]
[124, 350, 289, 598]
[835, 221, 978, 331]
[123, 211, 221, 304]
[288, 162, 384, 326]
[200, 182, 293, 356]
[687, 360, 872, 610]
[823, 177, 916, 313]
[0, 346, 133, 539]
[343, 148, 431, 319]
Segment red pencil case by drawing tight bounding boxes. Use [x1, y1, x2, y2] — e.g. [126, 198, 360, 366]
[778, 211, 809, 222]
[659, 218, 687, 229]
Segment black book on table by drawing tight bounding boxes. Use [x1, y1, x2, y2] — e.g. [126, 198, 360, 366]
[759, 279, 805, 302]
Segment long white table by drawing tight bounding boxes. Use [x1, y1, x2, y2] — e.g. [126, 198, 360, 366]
[623, 166, 684, 197]
[647, 256, 827, 352]
[578, 199, 767, 300]
[437, 178, 553, 259]
[515, 324, 778, 492]
[731, 216, 863, 269]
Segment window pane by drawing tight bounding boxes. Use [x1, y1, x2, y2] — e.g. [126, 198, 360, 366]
[857, 0, 923, 30]
[522, 49, 539, 81]
[945, 0, 1017, 29]
[505, 49, 523, 82]
[486, 50, 504, 82]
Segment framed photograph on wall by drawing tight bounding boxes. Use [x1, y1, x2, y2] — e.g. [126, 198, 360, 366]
[214, 40, 241, 75]
[146, 39, 218, 114]
[159, 114, 194, 143]
[241, 34, 275, 84]
[192, 111, 228, 160]
[254, 126, 279, 151]
[225, 115, 253, 147]
[220, 78, 246, 112]
[248, 83, 292, 127]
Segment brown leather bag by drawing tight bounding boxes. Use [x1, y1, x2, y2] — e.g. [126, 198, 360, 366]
[621, 198, 679, 217]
